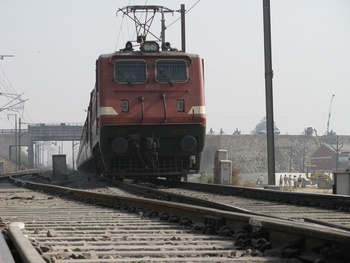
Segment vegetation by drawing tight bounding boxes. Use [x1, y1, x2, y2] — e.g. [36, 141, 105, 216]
[231, 166, 241, 185]
[198, 172, 213, 183]
[191, 166, 255, 187]
[18, 150, 28, 169]
[7, 149, 28, 171]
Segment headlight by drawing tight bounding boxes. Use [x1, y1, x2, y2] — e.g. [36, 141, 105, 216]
[125, 41, 133, 50]
[141, 41, 159, 53]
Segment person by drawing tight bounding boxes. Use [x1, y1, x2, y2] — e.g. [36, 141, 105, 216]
[256, 175, 264, 186]
[293, 176, 297, 189]
[279, 175, 283, 190]
[233, 128, 241, 135]
[283, 174, 288, 190]
[288, 175, 292, 190]
[297, 175, 302, 189]
[259, 175, 264, 185]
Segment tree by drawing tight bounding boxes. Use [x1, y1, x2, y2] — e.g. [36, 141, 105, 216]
[252, 117, 280, 135]
[303, 127, 316, 136]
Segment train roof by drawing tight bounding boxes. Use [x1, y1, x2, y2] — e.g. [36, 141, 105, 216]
[99, 41, 201, 59]
[99, 50, 201, 59]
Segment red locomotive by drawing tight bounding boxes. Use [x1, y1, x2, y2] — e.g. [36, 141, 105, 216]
[76, 5, 206, 181]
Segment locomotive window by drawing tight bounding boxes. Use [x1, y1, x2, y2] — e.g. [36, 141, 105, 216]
[155, 60, 188, 84]
[114, 60, 146, 84]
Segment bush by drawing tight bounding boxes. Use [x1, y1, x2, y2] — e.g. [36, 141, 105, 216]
[191, 172, 213, 183]
[231, 166, 241, 185]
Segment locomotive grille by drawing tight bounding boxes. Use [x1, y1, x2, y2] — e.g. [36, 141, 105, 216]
[109, 155, 199, 176]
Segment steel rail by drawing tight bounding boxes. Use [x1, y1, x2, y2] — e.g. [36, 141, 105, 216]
[8, 223, 46, 263]
[119, 179, 350, 231]
[10, 176, 350, 251]
[0, 231, 15, 263]
[114, 180, 350, 234]
[110, 179, 280, 218]
[147, 179, 350, 211]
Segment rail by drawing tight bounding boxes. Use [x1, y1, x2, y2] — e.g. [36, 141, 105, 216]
[6, 173, 350, 262]
[148, 179, 350, 210]
[0, 232, 15, 263]
[8, 223, 46, 263]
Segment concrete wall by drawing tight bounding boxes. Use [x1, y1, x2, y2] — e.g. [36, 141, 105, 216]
[0, 130, 29, 160]
[201, 134, 350, 174]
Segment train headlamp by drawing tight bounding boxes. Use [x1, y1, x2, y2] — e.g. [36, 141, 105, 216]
[141, 41, 159, 53]
[125, 41, 133, 50]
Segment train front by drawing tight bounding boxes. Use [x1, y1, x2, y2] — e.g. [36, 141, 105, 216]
[97, 41, 205, 180]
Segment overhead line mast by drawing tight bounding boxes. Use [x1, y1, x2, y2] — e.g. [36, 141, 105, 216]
[262, 0, 276, 185]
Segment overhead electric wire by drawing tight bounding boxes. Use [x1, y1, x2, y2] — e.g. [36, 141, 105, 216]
[0, 64, 20, 112]
[115, 17, 125, 51]
[166, 0, 200, 28]
[0, 62, 30, 122]
[0, 64, 17, 97]
[115, 0, 198, 50]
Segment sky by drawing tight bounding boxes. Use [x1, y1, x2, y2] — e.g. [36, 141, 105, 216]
[1, 0, 350, 137]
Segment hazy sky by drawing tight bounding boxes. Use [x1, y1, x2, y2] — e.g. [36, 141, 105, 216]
[1, 0, 350, 136]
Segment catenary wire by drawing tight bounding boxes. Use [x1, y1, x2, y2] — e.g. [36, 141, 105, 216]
[166, 0, 201, 28]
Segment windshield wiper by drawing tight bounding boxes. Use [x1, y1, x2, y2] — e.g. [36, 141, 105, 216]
[117, 70, 133, 87]
[159, 70, 173, 87]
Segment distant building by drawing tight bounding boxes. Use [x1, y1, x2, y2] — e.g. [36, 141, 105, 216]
[310, 144, 350, 172]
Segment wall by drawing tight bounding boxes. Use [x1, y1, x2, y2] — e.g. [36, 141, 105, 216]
[201, 134, 350, 174]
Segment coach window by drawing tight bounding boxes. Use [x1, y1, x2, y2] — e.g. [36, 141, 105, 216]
[155, 60, 188, 84]
[114, 60, 147, 84]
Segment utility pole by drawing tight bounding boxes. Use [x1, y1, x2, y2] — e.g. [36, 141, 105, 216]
[263, 0, 276, 185]
[181, 4, 186, 52]
[7, 114, 18, 171]
[18, 117, 21, 170]
[331, 137, 343, 172]
[72, 141, 75, 171]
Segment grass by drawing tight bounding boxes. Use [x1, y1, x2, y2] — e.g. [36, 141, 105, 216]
[190, 166, 256, 187]
[194, 172, 214, 183]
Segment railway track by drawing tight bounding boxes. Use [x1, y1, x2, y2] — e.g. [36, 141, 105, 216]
[112, 179, 350, 232]
[1, 172, 350, 262]
[0, 181, 255, 262]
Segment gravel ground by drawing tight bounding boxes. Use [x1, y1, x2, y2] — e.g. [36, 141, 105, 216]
[36, 171, 334, 195]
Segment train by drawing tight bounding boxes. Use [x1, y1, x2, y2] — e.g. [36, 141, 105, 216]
[76, 5, 206, 181]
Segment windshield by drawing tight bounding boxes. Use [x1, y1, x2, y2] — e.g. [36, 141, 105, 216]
[114, 60, 147, 84]
[155, 60, 188, 84]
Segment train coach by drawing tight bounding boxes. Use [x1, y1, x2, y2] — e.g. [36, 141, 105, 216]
[76, 5, 206, 181]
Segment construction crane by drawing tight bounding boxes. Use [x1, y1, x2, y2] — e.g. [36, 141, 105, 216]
[326, 94, 335, 135]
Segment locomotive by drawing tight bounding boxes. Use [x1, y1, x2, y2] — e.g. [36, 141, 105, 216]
[76, 5, 206, 181]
